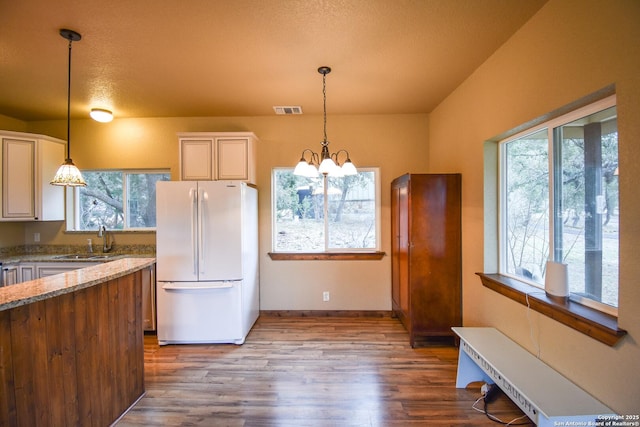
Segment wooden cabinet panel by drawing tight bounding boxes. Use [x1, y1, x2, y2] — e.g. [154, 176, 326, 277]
[18, 264, 34, 282]
[390, 173, 462, 347]
[0, 131, 65, 221]
[1, 266, 19, 286]
[178, 132, 257, 184]
[0, 269, 145, 425]
[180, 139, 213, 180]
[217, 138, 249, 180]
[2, 138, 35, 218]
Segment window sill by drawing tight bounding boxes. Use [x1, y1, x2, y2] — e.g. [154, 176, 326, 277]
[477, 273, 626, 347]
[268, 252, 385, 261]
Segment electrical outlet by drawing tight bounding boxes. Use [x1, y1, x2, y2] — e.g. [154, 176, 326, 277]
[34, 233, 40, 242]
[323, 291, 330, 302]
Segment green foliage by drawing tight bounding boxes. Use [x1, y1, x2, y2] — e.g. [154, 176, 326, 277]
[78, 171, 169, 230]
[274, 169, 377, 251]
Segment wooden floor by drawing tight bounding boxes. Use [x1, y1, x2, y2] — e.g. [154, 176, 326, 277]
[116, 315, 530, 426]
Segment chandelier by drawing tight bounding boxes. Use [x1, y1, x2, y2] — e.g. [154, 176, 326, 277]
[293, 66, 357, 178]
[51, 29, 86, 187]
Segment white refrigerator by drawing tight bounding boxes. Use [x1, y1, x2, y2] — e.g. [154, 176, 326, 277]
[155, 180, 259, 345]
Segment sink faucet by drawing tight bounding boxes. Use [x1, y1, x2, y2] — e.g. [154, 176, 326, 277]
[98, 226, 113, 253]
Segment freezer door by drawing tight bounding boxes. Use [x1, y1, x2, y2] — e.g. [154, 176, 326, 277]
[156, 280, 243, 344]
[156, 181, 199, 281]
[198, 182, 244, 281]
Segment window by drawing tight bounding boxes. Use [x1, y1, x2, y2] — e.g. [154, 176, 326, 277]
[500, 96, 618, 313]
[67, 170, 170, 231]
[272, 168, 380, 252]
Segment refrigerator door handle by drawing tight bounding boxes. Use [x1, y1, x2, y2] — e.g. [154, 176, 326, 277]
[161, 282, 234, 290]
[190, 187, 197, 275]
[198, 188, 207, 275]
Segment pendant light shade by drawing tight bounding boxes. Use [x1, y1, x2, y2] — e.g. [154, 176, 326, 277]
[293, 66, 357, 177]
[51, 28, 86, 187]
[50, 159, 87, 186]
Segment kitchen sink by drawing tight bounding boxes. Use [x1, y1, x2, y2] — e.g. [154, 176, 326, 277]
[54, 253, 119, 260]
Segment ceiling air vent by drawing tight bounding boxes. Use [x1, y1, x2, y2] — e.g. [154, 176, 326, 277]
[273, 106, 303, 115]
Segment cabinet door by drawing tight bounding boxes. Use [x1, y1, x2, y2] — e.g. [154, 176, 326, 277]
[181, 139, 213, 180]
[141, 265, 156, 331]
[2, 138, 35, 219]
[217, 138, 249, 180]
[36, 262, 98, 278]
[19, 264, 35, 282]
[391, 181, 410, 325]
[2, 266, 19, 286]
[37, 138, 65, 220]
[397, 184, 410, 316]
[391, 186, 401, 309]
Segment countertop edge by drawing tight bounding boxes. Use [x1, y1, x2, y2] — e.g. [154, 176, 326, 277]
[0, 257, 156, 312]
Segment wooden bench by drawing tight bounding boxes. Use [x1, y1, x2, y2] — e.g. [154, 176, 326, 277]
[452, 327, 616, 426]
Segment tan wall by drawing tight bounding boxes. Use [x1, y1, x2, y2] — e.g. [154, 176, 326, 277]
[428, 0, 640, 413]
[22, 114, 429, 310]
[0, 114, 27, 132]
[0, 223, 25, 247]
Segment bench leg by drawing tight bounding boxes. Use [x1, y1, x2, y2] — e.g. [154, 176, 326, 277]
[455, 348, 492, 388]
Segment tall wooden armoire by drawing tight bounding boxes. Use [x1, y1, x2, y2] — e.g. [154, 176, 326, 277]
[391, 173, 462, 347]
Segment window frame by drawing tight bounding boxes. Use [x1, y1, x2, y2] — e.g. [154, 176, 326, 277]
[498, 95, 618, 316]
[65, 168, 170, 232]
[270, 166, 382, 254]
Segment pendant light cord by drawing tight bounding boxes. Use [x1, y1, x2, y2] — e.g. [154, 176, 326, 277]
[65, 38, 72, 160]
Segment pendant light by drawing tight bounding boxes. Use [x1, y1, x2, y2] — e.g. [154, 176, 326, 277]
[293, 66, 357, 178]
[51, 28, 86, 187]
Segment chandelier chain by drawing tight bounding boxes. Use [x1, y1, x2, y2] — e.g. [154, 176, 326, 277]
[322, 72, 328, 146]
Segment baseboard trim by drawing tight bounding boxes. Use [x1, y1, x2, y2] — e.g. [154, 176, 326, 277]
[260, 310, 393, 318]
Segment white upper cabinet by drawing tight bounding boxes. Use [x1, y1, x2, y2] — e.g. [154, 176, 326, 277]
[0, 130, 65, 221]
[178, 132, 258, 184]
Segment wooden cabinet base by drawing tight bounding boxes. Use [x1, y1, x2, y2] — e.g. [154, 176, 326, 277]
[0, 270, 145, 426]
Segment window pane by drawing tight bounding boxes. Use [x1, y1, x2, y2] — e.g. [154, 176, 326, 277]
[126, 173, 170, 228]
[76, 170, 170, 231]
[504, 129, 549, 283]
[273, 170, 324, 251]
[272, 168, 378, 252]
[555, 107, 618, 307]
[327, 172, 377, 249]
[79, 171, 124, 230]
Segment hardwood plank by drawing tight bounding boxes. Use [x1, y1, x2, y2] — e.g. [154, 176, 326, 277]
[95, 280, 111, 423]
[10, 301, 47, 426]
[73, 288, 94, 425]
[109, 277, 126, 421]
[45, 294, 71, 426]
[58, 292, 80, 426]
[0, 310, 17, 427]
[117, 316, 529, 426]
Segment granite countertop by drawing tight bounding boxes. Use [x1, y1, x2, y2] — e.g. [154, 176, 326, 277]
[0, 257, 155, 312]
[0, 244, 155, 265]
[0, 252, 152, 265]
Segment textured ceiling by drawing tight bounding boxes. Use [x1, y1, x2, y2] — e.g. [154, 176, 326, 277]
[0, 0, 547, 121]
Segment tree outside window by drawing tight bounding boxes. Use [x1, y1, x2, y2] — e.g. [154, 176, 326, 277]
[72, 170, 170, 230]
[501, 99, 618, 310]
[273, 168, 379, 252]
